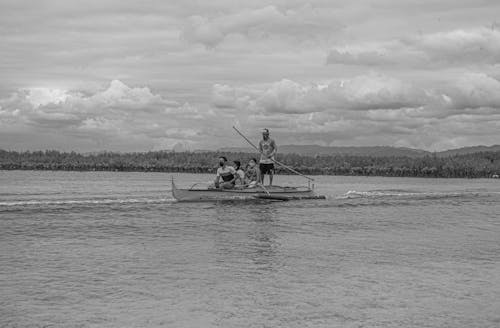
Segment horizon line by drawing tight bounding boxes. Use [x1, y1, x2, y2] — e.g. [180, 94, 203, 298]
[2, 143, 500, 154]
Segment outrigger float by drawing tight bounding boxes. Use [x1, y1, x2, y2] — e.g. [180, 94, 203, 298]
[170, 126, 326, 202]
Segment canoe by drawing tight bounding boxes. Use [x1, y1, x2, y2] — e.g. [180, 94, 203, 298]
[171, 178, 325, 202]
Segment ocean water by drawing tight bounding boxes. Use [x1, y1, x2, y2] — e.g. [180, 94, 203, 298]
[1, 170, 499, 328]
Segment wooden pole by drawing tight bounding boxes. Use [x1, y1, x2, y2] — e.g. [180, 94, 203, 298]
[232, 126, 315, 182]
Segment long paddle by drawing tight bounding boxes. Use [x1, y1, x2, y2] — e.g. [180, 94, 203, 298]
[232, 126, 314, 182]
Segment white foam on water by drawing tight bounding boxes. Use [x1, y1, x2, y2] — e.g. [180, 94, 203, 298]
[336, 189, 494, 200]
[0, 197, 174, 207]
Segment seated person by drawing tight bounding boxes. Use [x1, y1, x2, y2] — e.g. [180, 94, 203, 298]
[244, 158, 261, 187]
[233, 160, 245, 186]
[214, 156, 236, 189]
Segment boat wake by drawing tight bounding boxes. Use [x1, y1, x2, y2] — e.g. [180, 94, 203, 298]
[337, 189, 497, 201]
[0, 197, 175, 208]
[2, 189, 498, 210]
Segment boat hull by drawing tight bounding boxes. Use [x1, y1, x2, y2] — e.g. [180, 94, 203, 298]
[171, 179, 324, 202]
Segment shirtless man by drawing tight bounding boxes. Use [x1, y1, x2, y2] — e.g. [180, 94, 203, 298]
[258, 128, 277, 185]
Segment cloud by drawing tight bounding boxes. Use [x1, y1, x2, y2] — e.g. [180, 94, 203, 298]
[89, 80, 165, 108]
[327, 27, 500, 67]
[257, 79, 314, 113]
[3, 72, 499, 152]
[182, 4, 341, 47]
[210, 72, 500, 150]
[2, 1, 500, 151]
[444, 72, 500, 109]
[218, 72, 500, 115]
[327, 74, 428, 111]
[0, 80, 174, 126]
[25, 88, 69, 108]
[0, 80, 218, 151]
[214, 73, 430, 114]
[416, 28, 500, 64]
[212, 84, 254, 109]
[327, 49, 396, 66]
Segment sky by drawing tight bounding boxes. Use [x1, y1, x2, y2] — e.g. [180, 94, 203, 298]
[1, 0, 500, 152]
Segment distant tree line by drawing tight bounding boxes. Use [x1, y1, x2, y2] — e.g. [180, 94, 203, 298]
[0, 149, 499, 178]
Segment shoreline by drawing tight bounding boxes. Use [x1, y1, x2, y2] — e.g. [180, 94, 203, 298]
[1, 168, 498, 179]
[1, 149, 499, 179]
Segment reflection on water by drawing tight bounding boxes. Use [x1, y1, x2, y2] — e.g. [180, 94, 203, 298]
[213, 204, 279, 275]
[244, 205, 279, 272]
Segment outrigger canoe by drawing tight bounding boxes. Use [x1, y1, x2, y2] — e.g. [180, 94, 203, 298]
[171, 127, 326, 202]
[171, 178, 325, 202]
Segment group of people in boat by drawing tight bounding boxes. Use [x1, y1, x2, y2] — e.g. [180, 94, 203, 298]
[213, 128, 277, 189]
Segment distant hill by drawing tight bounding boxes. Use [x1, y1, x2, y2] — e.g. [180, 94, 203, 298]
[219, 145, 430, 157]
[219, 144, 500, 158]
[278, 145, 430, 157]
[218, 147, 255, 153]
[436, 145, 500, 157]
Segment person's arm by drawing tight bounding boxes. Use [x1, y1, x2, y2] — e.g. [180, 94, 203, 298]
[214, 169, 221, 187]
[243, 169, 250, 184]
[256, 167, 261, 182]
[234, 170, 243, 184]
[269, 139, 277, 157]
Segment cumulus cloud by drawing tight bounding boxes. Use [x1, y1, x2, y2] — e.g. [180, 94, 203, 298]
[89, 80, 165, 108]
[444, 72, 500, 109]
[214, 73, 430, 114]
[417, 28, 500, 64]
[211, 72, 500, 150]
[257, 79, 314, 113]
[327, 27, 500, 67]
[25, 88, 69, 108]
[0, 80, 218, 151]
[326, 74, 428, 111]
[212, 84, 255, 109]
[219, 72, 500, 115]
[0, 80, 173, 127]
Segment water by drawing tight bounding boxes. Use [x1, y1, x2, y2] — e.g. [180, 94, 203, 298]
[1, 171, 500, 328]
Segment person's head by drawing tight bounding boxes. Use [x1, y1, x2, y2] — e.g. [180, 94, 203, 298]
[233, 160, 241, 170]
[218, 156, 227, 167]
[248, 158, 257, 168]
[262, 128, 269, 140]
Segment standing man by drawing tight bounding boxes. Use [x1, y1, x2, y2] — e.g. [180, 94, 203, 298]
[259, 128, 277, 185]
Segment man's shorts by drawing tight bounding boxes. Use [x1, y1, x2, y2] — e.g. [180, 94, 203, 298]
[259, 163, 274, 175]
